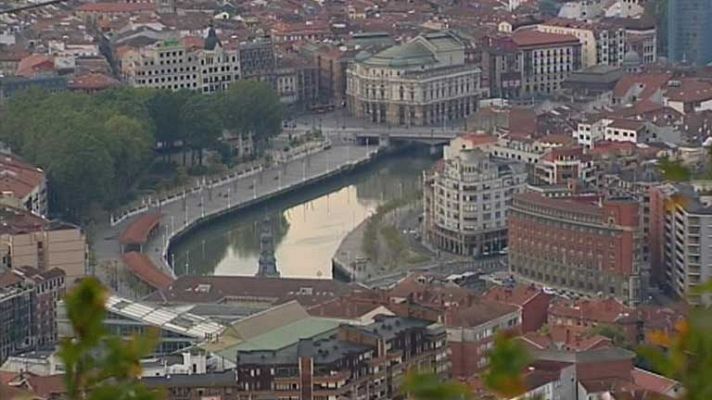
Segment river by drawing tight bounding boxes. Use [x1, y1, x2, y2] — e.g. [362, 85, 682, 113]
[169, 148, 436, 278]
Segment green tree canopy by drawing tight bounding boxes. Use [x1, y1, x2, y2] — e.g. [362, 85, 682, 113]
[222, 80, 283, 151]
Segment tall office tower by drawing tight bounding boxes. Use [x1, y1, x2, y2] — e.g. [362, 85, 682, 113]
[667, 0, 712, 66]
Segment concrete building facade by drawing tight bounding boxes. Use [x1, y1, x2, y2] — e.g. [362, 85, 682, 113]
[0, 275, 33, 365]
[513, 30, 583, 97]
[123, 29, 240, 93]
[0, 206, 87, 285]
[423, 146, 527, 256]
[649, 184, 712, 305]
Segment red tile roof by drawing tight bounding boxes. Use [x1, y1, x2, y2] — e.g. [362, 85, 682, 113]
[0, 270, 22, 288]
[119, 213, 161, 245]
[68, 72, 120, 91]
[459, 133, 498, 147]
[512, 30, 579, 47]
[0, 153, 45, 200]
[484, 284, 547, 307]
[613, 72, 673, 103]
[308, 296, 387, 320]
[665, 80, 712, 103]
[0, 205, 48, 235]
[15, 54, 54, 78]
[445, 300, 519, 328]
[607, 118, 646, 131]
[630, 368, 680, 396]
[77, 2, 156, 13]
[549, 298, 633, 324]
[121, 251, 174, 291]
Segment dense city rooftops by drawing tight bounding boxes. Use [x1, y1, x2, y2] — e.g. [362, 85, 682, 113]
[145, 275, 352, 306]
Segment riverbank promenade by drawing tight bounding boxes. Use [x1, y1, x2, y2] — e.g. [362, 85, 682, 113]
[91, 144, 376, 295]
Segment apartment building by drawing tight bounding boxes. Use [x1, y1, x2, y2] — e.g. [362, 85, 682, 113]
[122, 28, 240, 93]
[534, 146, 596, 187]
[512, 30, 582, 97]
[535, 19, 627, 67]
[445, 300, 522, 376]
[649, 183, 712, 305]
[346, 31, 482, 126]
[508, 192, 647, 305]
[483, 31, 582, 98]
[0, 205, 87, 285]
[144, 315, 449, 400]
[12, 266, 65, 349]
[0, 273, 33, 365]
[423, 146, 527, 256]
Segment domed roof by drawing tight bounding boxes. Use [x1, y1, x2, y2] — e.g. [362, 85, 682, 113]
[623, 50, 641, 66]
[362, 41, 437, 68]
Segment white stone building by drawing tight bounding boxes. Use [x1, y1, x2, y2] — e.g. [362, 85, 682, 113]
[346, 31, 482, 126]
[423, 145, 526, 256]
[122, 28, 240, 93]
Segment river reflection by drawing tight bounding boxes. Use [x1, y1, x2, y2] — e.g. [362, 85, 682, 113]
[170, 149, 435, 278]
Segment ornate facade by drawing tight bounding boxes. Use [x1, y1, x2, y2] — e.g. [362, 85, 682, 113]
[346, 31, 482, 126]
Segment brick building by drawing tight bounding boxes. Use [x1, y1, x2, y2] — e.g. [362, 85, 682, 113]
[483, 284, 552, 333]
[445, 300, 521, 377]
[508, 192, 647, 305]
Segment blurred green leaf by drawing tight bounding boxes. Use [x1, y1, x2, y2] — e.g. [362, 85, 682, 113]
[403, 372, 470, 400]
[483, 334, 531, 398]
[59, 278, 163, 400]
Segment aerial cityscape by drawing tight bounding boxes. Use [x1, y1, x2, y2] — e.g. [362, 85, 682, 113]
[0, 0, 711, 398]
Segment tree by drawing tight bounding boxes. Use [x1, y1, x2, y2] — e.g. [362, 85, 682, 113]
[103, 115, 154, 203]
[222, 80, 283, 153]
[0, 89, 155, 220]
[483, 334, 532, 398]
[589, 324, 632, 349]
[180, 92, 222, 166]
[638, 301, 712, 400]
[59, 277, 163, 400]
[402, 372, 470, 400]
[658, 157, 691, 182]
[147, 90, 189, 153]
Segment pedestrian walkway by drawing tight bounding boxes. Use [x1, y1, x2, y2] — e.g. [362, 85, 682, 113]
[91, 144, 377, 296]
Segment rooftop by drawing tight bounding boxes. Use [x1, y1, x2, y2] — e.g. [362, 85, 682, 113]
[106, 294, 224, 339]
[146, 275, 352, 307]
[512, 30, 580, 47]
